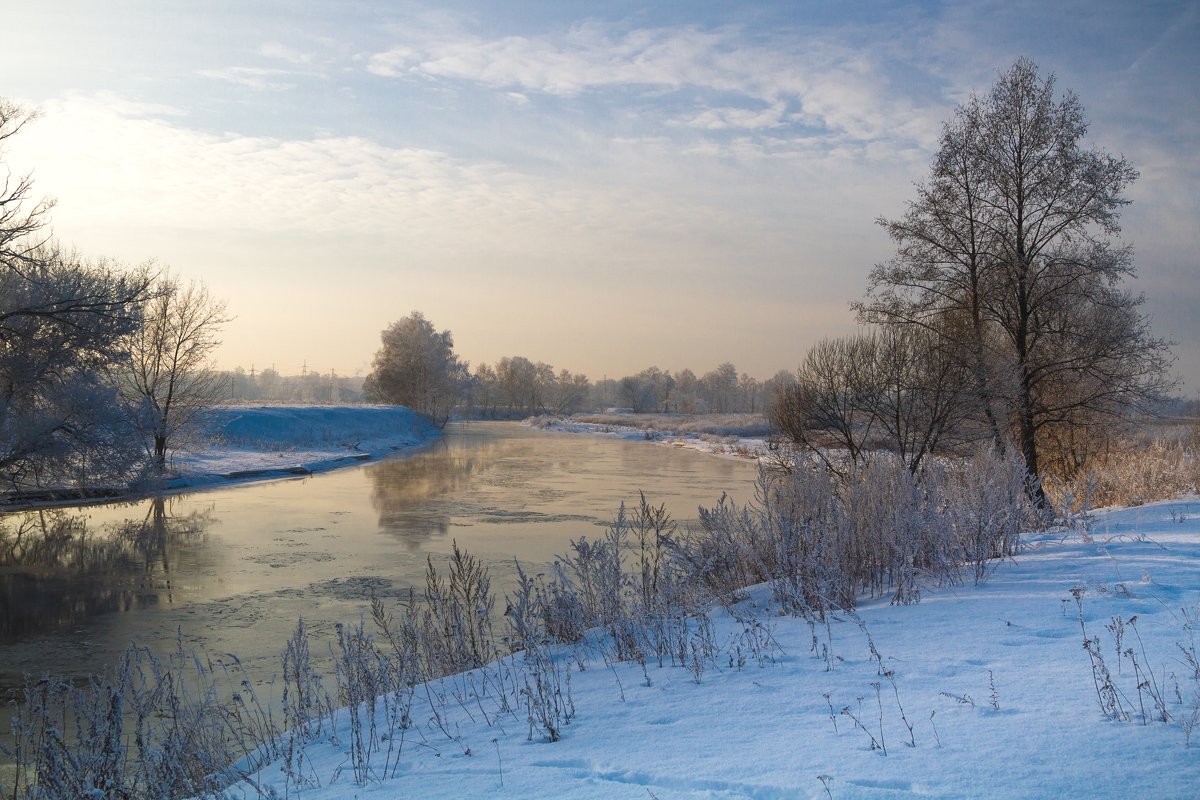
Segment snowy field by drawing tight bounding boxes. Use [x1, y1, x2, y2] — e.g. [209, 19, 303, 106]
[166, 405, 440, 489]
[234, 499, 1200, 800]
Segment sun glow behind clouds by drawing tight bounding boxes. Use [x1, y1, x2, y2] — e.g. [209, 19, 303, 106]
[1, 1, 1197, 385]
[6, 86, 904, 376]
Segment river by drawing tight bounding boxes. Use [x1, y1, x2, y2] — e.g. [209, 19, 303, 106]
[0, 422, 759, 702]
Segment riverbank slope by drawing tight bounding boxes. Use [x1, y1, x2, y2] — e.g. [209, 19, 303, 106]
[236, 496, 1200, 800]
[167, 404, 441, 489]
[0, 405, 441, 509]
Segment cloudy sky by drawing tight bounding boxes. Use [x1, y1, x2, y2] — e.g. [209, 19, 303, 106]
[3, 1, 1197, 387]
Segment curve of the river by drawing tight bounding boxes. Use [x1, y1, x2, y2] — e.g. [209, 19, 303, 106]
[0, 421, 760, 694]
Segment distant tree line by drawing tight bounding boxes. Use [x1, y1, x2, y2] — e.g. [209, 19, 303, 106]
[1, 99, 228, 497]
[592, 364, 793, 415]
[468, 356, 590, 418]
[220, 366, 367, 405]
[361, 312, 788, 423]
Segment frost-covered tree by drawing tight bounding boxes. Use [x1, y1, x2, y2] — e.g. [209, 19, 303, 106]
[0, 100, 152, 493]
[672, 368, 704, 413]
[363, 311, 467, 426]
[617, 375, 652, 412]
[701, 363, 739, 413]
[124, 275, 230, 466]
[549, 368, 591, 415]
[738, 372, 763, 414]
[469, 362, 499, 418]
[466, 358, 590, 418]
[495, 356, 554, 416]
[0, 101, 50, 268]
[855, 59, 1172, 499]
[616, 367, 674, 413]
[0, 249, 153, 491]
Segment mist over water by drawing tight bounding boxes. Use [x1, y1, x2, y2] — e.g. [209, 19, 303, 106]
[0, 422, 758, 692]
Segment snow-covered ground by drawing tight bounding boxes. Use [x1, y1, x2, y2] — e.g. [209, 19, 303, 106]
[235, 498, 1200, 799]
[529, 414, 772, 462]
[165, 405, 440, 490]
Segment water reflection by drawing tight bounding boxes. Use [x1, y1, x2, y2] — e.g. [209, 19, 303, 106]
[366, 431, 609, 550]
[369, 438, 481, 542]
[0, 423, 760, 697]
[0, 498, 216, 640]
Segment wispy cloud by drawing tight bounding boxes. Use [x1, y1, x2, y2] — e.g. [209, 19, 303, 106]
[367, 21, 936, 148]
[679, 101, 789, 131]
[258, 41, 314, 66]
[196, 66, 298, 92]
[6, 95, 752, 239]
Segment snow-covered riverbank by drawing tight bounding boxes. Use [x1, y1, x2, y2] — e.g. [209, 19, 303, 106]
[230, 497, 1200, 799]
[528, 413, 773, 462]
[165, 405, 441, 490]
[0, 405, 441, 509]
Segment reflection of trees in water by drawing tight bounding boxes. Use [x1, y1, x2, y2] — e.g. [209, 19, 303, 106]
[369, 438, 510, 546]
[0, 498, 215, 639]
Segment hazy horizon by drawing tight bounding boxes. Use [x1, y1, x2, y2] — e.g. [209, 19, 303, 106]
[4, 1, 1197, 387]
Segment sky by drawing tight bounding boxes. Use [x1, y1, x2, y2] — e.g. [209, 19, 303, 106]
[2, 1, 1198, 387]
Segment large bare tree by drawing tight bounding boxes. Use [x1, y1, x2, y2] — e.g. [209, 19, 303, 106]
[125, 276, 230, 467]
[855, 59, 1172, 500]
